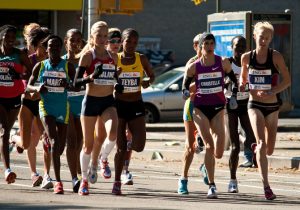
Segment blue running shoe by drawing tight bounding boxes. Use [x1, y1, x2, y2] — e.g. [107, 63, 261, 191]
[88, 165, 98, 184]
[177, 178, 188, 195]
[200, 164, 209, 185]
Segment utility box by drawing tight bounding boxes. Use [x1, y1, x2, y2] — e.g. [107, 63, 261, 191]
[207, 11, 293, 112]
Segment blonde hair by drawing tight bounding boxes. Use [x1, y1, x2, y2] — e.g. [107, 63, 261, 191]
[193, 33, 202, 44]
[76, 21, 108, 59]
[108, 27, 121, 34]
[253, 21, 274, 36]
[23, 23, 40, 41]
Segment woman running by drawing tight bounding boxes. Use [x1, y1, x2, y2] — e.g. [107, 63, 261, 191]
[240, 22, 290, 200]
[183, 32, 236, 199]
[27, 35, 75, 194]
[11, 27, 51, 188]
[225, 35, 255, 193]
[178, 33, 204, 195]
[0, 25, 32, 184]
[74, 21, 119, 196]
[63, 28, 84, 193]
[89, 27, 123, 184]
[113, 28, 155, 195]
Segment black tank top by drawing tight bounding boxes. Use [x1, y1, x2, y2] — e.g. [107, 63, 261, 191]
[248, 48, 279, 91]
[249, 48, 281, 104]
[249, 48, 278, 75]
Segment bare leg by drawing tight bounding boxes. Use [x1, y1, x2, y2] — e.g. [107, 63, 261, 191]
[181, 120, 196, 178]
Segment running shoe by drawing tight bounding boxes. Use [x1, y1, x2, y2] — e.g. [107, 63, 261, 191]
[199, 164, 209, 185]
[78, 179, 89, 196]
[239, 160, 253, 168]
[5, 168, 17, 184]
[31, 173, 43, 187]
[100, 159, 111, 179]
[228, 179, 238, 193]
[53, 181, 64, 194]
[41, 174, 54, 189]
[207, 185, 218, 199]
[72, 177, 81, 193]
[177, 178, 189, 195]
[251, 143, 258, 168]
[264, 186, 276, 200]
[112, 181, 122, 195]
[121, 171, 133, 185]
[88, 165, 98, 184]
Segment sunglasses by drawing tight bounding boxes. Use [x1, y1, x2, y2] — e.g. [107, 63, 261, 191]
[109, 39, 121, 44]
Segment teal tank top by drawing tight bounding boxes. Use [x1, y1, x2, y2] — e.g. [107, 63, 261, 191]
[38, 59, 69, 105]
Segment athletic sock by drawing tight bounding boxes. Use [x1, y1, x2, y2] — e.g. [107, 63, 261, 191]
[80, 151, 91, 180]
[100, 138, 116, 160]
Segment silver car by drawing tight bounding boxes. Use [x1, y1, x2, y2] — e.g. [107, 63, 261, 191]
[142, 66, 185, 123]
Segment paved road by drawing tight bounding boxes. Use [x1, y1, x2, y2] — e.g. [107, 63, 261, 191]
[1, 137, 300, 210]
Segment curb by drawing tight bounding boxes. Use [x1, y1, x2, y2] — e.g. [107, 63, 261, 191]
[146, 124, 300, 133]
[143, 147, 300, 170]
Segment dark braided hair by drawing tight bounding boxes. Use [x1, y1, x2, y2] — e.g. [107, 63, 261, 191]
[122, 28, 139, 40]
[0, 25, 17, 43]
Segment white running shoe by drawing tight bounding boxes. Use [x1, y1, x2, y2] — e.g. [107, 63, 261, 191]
[5, 168, 17, 184]
[228, 179, 238, 193]
[88, 165, 98, 184]
[41, 174, 53, 189]
[121, 171, 133, 185]
[207, 185, 218, 199]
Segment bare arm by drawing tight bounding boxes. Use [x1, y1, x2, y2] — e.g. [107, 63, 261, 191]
[140, 54, 155, 87]
[26, 62, 42, 92]
[222, 57, 232, 74]
[239, 52, 250, 91]
[20, 49, 33, 79]
[67, 62, 75, 81]
[272, 50, 291, 94]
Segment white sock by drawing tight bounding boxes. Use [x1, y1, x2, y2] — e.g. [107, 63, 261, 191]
[80, 150, 91, 180]
[100, 138, 116, 161]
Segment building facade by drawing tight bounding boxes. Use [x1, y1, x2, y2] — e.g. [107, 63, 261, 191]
[1, 0, 299, 110]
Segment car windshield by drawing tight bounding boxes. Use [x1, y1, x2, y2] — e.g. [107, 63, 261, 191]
[151, 67, 184, 89]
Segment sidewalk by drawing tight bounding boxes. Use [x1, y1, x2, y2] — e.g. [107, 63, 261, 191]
[145, 118, 300, 170]
[146, 118, 300, 132]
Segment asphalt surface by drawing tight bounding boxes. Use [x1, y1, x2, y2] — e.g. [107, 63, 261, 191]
[0, 118, 299, 209]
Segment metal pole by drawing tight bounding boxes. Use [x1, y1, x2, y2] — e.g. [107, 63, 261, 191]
[88, 0, 99, 39]
[53, 11, 58, 35]
[80, 0, 86, 37]
[216, 0, 220, 13]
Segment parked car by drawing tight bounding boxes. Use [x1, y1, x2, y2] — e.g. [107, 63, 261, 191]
[152, 63, 184, 77]
[142, 66, 185, 123]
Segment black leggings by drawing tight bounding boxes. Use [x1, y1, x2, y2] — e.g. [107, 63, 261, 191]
[227, 103, 255, 179]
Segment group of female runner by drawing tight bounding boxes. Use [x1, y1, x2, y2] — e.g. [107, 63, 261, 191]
[182, 21, 290, 200]
[1, 20, 290, 200]
[0, 21, 154, 196]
